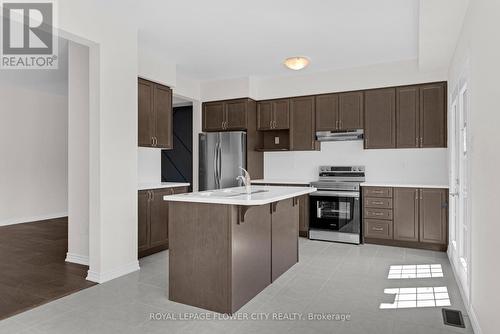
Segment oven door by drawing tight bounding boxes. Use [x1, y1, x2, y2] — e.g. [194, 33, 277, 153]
[309, 191, 360, 234]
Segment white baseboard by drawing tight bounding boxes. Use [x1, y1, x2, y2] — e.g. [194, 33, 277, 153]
[0, 212, 68, 226]
[86, 260, 140, 283]
[65, 252, 89, 266]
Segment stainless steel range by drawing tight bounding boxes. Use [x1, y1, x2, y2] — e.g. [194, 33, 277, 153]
[309, 166, 366, 244]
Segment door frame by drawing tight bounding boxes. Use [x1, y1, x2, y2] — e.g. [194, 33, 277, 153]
[448, 63, 472, 306]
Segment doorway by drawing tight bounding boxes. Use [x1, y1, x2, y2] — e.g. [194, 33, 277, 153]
[161, 104, 193, 191]
[449, 79, 471, 302]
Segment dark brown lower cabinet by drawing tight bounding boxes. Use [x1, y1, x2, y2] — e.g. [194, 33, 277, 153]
[419, 188, 448, 244]
[363, 186, 448, 251]
[138, 186, 188, 258]
[393, 188, 419, 242]
[271, 198, 299, 281]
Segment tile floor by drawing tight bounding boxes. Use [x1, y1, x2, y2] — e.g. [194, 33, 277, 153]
[0, 239, 473, 334]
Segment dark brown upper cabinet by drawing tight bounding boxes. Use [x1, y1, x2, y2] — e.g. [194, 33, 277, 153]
[138, 78, 173, 149]
[420, 83, 446, 148]
[396, 86, 420, 148]
[419, 188, 448, 245]
[339, 92, 364, 130]
[202, 98, 251, 131]
[393, 187, 419, 242]
[290, 96, 318, 151]
[257, 99, 290, 130]
[315, 94, 339, 131]
[396, 83, 446, 148]
[364, 88, 396, 149]
[315, 92, 363, 131]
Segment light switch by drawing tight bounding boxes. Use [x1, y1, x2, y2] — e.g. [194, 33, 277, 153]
[274, 136, 280, 145]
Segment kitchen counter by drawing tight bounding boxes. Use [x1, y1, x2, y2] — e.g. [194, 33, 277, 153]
[163, 185, 315, 206]
[138, 182, 190, 191]
[361, 182, 449, 189]
[251, 179, 312, 186]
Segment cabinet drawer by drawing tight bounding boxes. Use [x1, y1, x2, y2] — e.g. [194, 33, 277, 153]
[365, 219, 393, 239]
[364, 208, 393, 220]
[363, 187, 393, 198]
[364, 197, 393, 209]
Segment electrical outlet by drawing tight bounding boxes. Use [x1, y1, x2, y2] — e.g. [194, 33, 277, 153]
[274, 136, 280, 145]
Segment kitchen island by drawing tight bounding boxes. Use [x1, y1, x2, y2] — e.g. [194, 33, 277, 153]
[163, 185, 316, 314]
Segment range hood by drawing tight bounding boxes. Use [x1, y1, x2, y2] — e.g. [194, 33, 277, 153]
[316, 129, 364, 142]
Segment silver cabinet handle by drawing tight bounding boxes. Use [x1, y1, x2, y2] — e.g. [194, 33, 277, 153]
[371, 201, 384, 205]
[372, 212, 384, 216]
[372, 190, 384, 194]
[151, 137, 155, 146]
[416, 137, 419, 147]
[336, 120, 339, 129]
[269, 120, 272, 129]
[372, 227, 384, 231]
[420, 137, 423, 147]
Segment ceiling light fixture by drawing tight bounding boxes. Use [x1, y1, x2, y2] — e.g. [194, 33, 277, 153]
[283, 56, 310, 70]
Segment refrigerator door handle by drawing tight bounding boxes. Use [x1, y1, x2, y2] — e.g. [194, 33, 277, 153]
[217, 139, 222, 188]
[213, 140, 219, 189]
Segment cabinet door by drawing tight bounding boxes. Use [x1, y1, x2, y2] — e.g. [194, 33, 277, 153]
[149, 188, 172, 248]
[203, 102, 225, 131]
[420, 83, 446, 148]
[364, 88, 396, 149]
[273, 99, 290, 130]
[393, 188, 419, 242]
[315, 94, 339, 131]
[225, 100, 248, 130]
[339, 91, 363, 130]
[257, 101, 273, 130]
[154, 84, 173, 149]
[419, 188, 448, 244]
[290, 96, 316, 150]
[396, 86, 419, 148]
[138, 79, 154, 147]
[138, 190, 150, 253]
[271, 198, 299, 281]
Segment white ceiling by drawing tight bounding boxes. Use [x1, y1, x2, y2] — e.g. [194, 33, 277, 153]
[138, 0, 419, 80]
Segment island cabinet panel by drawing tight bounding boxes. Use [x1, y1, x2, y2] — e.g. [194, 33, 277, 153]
[231, 205, 272, 311]
[271, 198, 299, 282]
[364, 88, 396, 149]
[290, 96, 318, 151]
[169, 203, 232, 313]
[393, 188, 419, 242]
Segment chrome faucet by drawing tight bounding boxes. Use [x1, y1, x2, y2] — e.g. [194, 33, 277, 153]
[236, 167, 252, 194]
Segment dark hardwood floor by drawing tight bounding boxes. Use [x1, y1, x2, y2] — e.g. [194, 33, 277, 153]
[0, 217, 95, 320]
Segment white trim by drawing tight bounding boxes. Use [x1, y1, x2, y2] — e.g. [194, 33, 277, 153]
[86, 261, 140, 284]
[65, 253, 89, 266]
[469, 305, 483, 334]
[0, 213, 68, 227]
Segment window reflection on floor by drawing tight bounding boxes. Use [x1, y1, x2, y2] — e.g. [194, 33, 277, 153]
[380, 286, 451, 309]
[387, 264, 443, 279]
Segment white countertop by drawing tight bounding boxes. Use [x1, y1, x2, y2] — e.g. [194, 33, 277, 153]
[138, 182, 190, 191]
[361, 182, 449, 189]
[251, 179, 313, 185]
[163, 185, 316, 206]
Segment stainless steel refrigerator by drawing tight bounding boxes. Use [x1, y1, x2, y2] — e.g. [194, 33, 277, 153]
[199, 131, 246, 191]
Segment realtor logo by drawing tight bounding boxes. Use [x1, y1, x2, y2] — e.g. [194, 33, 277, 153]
[1, 0, 58, 69]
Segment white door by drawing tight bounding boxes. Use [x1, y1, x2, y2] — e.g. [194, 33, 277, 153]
[449, 82, 471, 301]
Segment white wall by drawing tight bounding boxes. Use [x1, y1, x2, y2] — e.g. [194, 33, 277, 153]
[448, 1, 500, 333]
[67, 41, 90, 265]
[0, 40, 68, 226]
[138, 148, 162, 183]
[58, 0, 139, 283]
[265, 142, 448, 184]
